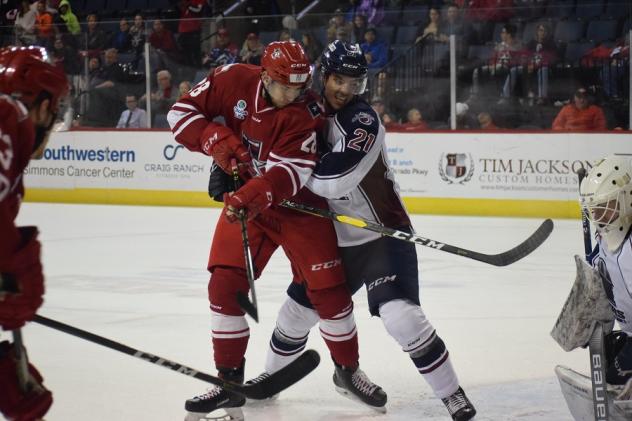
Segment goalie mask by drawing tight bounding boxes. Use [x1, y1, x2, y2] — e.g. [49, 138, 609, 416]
[580, 155, 632, 251]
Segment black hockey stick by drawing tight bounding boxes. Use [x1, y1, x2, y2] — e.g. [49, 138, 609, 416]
[281, 200, 553, 267]
[0, 274, 30, 392]
[33, 314, 319, 399]
[578, 167, 611, 421]
[230, 160, 258, 322]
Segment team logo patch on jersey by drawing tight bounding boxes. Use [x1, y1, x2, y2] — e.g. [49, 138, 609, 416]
[272, 48, 282, 59]
[307, 102, 321, 119]
[233, 99, 248, 120]
[438, 153, 475, 185]
[351, 111, 375, 126]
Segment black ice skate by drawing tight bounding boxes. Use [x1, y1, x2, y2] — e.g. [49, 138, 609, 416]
[185, 365, 246, 421]
[441, 386, 476, 421]
[333, 364, 387, 412]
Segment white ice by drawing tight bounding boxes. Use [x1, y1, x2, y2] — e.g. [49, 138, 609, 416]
[10, 203, 592, 421]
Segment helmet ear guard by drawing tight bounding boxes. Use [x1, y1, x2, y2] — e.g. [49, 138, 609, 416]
[580, 155, 632, 251]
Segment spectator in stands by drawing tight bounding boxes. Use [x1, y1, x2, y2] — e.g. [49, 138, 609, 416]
[599, 37, 630, 99]
[148, 19, 180, 73]
[239, 32, 264, 65]
[361, 27, 388, 70]
[278, 29, 294, 42]
[443, 4, 464, 38]
[370, 96, 396, 127]
[454, 102, 477, 129]
[116, 95, 147, 128]
[34, 1, 54, 48]
[14, 0, 36, 46]
[86, 14, 109, 54]
[300, 32, 322, 64]
[416, 8, 447, 44]
[140, 70, 178, 116]
[57, 0, 79, 36]
[346, 0, 384, 26]
[552, 88, 607, 130]
[523, 24, 557, 105]
[51, 33, 80, 75]
[352, 13, 368, 44]
[329, 8, 350, 34]
[477, 111, 499, 130]
[465, 0, 513, 43]
[112, 18, 133, 53]
[400, 107, 429, 130]
[177, 0, 204, 67]
[82, 48, 127, 127]
[202, 28, 238, 70]
[86, 56, 105, 89]
[472, 23, 522, 103]
[178, 80, 192, 98]
[129, 14, 146, 68]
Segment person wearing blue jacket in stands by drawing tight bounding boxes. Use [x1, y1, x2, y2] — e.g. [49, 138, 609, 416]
[360, 27, 387, 71]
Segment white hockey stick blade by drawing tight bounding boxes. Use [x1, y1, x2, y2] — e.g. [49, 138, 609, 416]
[555, 365, 632, 421]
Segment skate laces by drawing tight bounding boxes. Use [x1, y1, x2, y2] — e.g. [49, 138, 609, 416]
[442, 389, 468, 414]
[195, 386, 224, 401]
[351, 368, 379, 396]
[246, 372, 270, 385]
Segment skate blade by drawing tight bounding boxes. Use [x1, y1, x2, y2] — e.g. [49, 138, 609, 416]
[334, 386, 387, 414]
[246, 394, 279, 407]
[184, 407, 245, 421]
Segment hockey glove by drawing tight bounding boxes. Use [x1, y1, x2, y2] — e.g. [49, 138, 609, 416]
[224, 177, 274, 223]
[201, 124, 251, 176]
[0, 227, 45, 331]
[208, 162, 241, 202]
[0, 341, 53, 421]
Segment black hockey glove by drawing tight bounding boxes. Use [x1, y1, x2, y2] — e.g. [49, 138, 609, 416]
[208, 162, 242, 202]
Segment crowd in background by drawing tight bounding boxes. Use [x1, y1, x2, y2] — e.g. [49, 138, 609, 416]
[0, 0, 629, 130]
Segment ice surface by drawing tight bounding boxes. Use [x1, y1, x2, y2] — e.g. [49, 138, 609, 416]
[11, 203, 591, 420]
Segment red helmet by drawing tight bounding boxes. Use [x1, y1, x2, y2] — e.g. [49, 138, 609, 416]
[261, 41, 311, 87]
[0, 46, 69, 110]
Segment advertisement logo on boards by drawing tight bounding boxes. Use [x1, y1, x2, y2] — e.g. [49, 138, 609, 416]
[163, 144, 184, 160]
[438, 153, 474, 185]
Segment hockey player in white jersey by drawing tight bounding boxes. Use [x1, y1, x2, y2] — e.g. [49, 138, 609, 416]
[257, 40, 476, 421]
[556, 155, 632, 420]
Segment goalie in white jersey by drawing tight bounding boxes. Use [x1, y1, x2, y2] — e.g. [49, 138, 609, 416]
[258, 40, 476, 421]
[581, 155, 632, 392]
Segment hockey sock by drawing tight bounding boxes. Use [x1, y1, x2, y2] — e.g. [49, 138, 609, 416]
[211, 310, 250, 369]
[266, 296, 319, 374]
[379, 299, 459, 399]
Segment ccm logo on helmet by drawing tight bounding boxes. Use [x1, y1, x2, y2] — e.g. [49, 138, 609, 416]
[311, 259, 342, 271]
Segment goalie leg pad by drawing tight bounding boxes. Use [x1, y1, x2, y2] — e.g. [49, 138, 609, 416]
[556, 365, 632, 421]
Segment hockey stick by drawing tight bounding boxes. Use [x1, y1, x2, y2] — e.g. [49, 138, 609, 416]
[32, 314, 320, 399]
[578, 167, 611, 421]
[230, 160, 258, 322]
[0, 273, 30, 392]
[281, 200, 553, 267]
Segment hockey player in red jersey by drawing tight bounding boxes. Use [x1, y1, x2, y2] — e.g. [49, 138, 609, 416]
[0, 46, 70, 421]
[168, 41, 385, 420]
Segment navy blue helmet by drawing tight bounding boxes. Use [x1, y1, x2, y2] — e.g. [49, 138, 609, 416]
[320, 40, 368, 94]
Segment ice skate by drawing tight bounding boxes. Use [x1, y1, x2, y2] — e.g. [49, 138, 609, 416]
[245, 372, 279, 406]
[184, 365, 246, 421]
[441, 386, 476, 421]
[333, 365, 387, 413]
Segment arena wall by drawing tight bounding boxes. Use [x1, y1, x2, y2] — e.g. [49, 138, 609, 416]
[23, 130, 631, 218]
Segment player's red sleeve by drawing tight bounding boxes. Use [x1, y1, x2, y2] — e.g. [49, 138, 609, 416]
[167, 67, 237, 156]
[260, 100, 322, 202]
[0, 98, 34, 263]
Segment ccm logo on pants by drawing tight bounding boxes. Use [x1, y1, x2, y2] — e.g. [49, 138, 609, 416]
[367, 275, 397, 291]
[311, 259, 342, 271]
